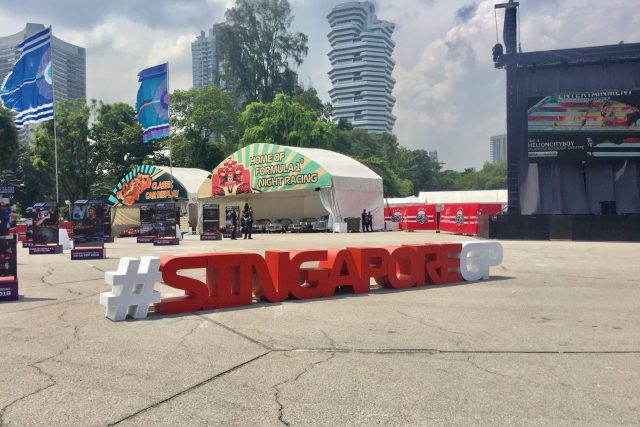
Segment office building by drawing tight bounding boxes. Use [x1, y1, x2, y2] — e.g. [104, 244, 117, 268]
[191, 24, 223, 89]
[327, 1, 396, 133]
[0, 23, 86, 102]
[490, 134, 507, 163]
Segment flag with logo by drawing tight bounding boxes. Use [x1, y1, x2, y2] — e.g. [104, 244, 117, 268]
[135, 63, 169, 143]
[0, 27, 54, 128]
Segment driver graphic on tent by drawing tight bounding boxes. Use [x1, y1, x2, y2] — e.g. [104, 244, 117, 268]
[211, 159, 252, 196]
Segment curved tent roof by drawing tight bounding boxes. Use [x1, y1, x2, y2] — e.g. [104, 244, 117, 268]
[198, 142, 382, 198]
[108, 165, 209, 206]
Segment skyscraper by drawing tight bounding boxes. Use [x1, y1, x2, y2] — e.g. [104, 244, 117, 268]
[490, 134, 507, 163]
[191, 24, 223, 89]
[327, 1, 396, 133]
[0, 23, 86, 102]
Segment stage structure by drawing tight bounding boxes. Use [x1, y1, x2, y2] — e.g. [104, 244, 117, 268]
[492, 0, 640, 241]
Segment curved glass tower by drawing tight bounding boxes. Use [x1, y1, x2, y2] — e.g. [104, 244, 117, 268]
[327, 1, 396, 133]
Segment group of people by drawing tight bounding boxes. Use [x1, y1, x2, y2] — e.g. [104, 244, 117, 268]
[361, 209, 374, 232]
[230, 202, 254, 240]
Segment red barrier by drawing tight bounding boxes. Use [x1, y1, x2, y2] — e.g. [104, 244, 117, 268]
[439, 203, 502, 235]
[383, 205, 437, 231]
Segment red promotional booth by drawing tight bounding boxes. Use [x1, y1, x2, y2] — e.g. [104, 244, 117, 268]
[384, 205, 437, 231]
[439, 203, 503, 235]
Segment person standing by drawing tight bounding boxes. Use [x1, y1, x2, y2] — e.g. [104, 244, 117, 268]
[361, 209, 368, 232]
[244, 207, 254, 240]
[231, 208, 238, 240]
[367, 211, 373, 232]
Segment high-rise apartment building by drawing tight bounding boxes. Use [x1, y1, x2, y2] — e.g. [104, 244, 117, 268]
[0, 23, 86, 102]
[490, 134, 507, 163]
[327, 1, 396, 133]
[191, 24, 223, 89]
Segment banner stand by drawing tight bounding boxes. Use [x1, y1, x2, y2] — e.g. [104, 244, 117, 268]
[0, 185, 18, 301]
[70, 200, 106, 260]
[29, 202, 61, 255]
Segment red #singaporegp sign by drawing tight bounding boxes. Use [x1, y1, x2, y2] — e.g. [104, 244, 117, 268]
[153, 242, 503, 316]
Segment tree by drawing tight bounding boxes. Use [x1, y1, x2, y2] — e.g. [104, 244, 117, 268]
[169, 86, 240, 169]
[31, 100, 93, 202]
[240, 93, 335, 149]
[219, 0, 308, 104]
[90, 101, 162, 196]
[0, 107, 18, 171]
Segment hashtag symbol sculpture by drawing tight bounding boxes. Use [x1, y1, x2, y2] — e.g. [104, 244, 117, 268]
[100, 256, 162, 321]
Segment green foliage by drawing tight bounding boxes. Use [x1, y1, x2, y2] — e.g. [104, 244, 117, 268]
[32, 100, 93, 202]
[0, 107, 18, 170]
[240, 93, 335, 149]
[90, 101, 162, 197]
[219, 0, 308, 104]
[169, 86, 240, 169]
[434, 162, 507, 191]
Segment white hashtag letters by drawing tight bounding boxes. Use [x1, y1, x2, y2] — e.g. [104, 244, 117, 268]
[100, 257, 162, 321]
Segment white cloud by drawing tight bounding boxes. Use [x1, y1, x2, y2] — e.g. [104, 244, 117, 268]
[2, 0, 640, 170]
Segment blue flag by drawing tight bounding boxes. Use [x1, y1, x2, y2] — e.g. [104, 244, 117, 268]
[135, 63, 169, 143]
[0, 27, 54, 128]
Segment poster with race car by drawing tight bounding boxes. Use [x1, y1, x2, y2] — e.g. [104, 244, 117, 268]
[32, 202, 59, 244]
[139, 204, 156, 237]
[224, 206, 239, 238]
[202, 204, 220, 233]
[153, 202, 176, 238]
[72, 200, 104, 248]
[528, 89, 640, 162]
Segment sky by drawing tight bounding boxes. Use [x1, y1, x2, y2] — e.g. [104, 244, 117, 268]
[1, 0, 640, 170]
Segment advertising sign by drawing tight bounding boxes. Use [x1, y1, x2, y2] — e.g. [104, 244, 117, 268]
[108, 165, 187, 206]
[72, 200, 105, 248]
[439, 203, 502, 235]
[202, 203, 220, 233]
[528, 89, 640, 162]
[211, 143, 332, 196]
[32, 202, 59, 244]
[383, 205, 437, 231]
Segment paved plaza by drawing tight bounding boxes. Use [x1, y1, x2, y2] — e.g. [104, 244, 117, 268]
[1, 232, 639, 426]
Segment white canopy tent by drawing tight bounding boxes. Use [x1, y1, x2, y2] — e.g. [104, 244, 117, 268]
[108, 166, 209, 236]
[197, 143, 384, 231]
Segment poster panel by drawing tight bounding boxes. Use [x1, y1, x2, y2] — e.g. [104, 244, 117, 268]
[103, 205, 111, 237]
[108, 165, 188, 206]
[202, 203, 220, 233]
[224, 206, 239, 238]
[32, 202, 59, 244]
[528, 89, 640, 162]
[72, 200, 105, 248]
[139, 204, 156, 237]
[154, 202, 176, 238]
[0, 238, 16, 278]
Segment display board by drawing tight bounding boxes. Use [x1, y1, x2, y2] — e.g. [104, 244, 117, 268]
[72, 200, 105, 248]
[224, 206, 240, 238]
[528, 90, 640, 162]
[0, 185, 16, 278]
[103, 205, 111, 237]
[202, 203, 220, 233]
[32, 202, 59, 244]
[139, 204, 156, 238]
[154, 202, 177, 238]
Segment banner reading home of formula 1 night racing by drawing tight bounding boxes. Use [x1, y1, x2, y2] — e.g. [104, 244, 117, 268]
[528, 89, 640, 162]
[211, 143, 332, 196]
[107, 165, 188, 206]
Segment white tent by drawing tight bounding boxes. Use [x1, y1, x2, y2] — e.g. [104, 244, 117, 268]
[418, 190, 508, 205]
[197, 143, 384, 231]
[108, 165, 209, 236]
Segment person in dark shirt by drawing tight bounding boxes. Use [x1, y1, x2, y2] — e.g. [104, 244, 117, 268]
[231, 209, 238, 240]
[367, 211, 373, 232]
[243, 207, 254, 240]
[361, 209, 368, 232]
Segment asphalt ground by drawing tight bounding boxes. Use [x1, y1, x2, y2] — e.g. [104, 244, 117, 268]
[1, 231, 639, 426]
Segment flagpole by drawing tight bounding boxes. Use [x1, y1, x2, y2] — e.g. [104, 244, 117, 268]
[166, 62, 173, 197]
[50, 27, 60, 204]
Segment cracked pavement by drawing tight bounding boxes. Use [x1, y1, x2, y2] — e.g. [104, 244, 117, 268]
[0, 233, 639, 425]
